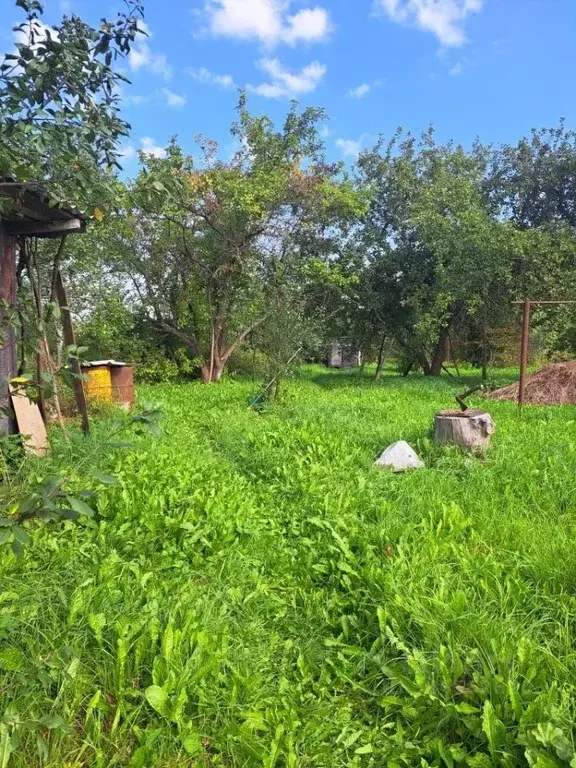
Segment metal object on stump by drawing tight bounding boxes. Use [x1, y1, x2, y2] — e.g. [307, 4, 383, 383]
[434, 409, 495, 452]
[81, 360, 134, 408]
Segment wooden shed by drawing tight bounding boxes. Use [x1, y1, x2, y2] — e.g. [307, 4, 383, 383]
[327, 342, 362, 369]
[0, 177, 86, 433]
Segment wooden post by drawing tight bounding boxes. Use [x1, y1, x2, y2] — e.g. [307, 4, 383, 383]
[0, 222, 18, 434]
[54, 270, 90, 435]
[518, 298, 531, 409]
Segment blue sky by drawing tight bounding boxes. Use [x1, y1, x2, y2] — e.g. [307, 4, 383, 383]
[4, 0, 576, 170]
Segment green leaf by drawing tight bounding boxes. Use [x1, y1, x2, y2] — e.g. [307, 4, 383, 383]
[0, 722, 14, 768]
[145, 685, 169, 717]
[0, 519, 14, 528]
[354, 744, 374, 755]
[0, 647, 25, 672]
[88, 613, 107, 644]
[182, 728, 203, 756]
[482, 700, 507, 758]
[382, 665, 421, 697]
[10, 540, 24, 558]
[37, 713, 65, 730]
[92, 473, 120, 486]
[455, 702, 480, 714]
[58, 509, 80, 520]
[532, 723, 574, 762]
[12, 526, 30, 546]
[0, 531, 11, 546]
[39, 475, 62, 495]
[66, 496, 95, 518]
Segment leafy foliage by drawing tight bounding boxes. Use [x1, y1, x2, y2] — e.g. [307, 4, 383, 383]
[0, 0, 144, 208]
[101, 98, 366, 382]
[1, 368, 576, 765]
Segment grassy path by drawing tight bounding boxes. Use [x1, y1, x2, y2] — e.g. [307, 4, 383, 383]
[2, 367, 576, 766]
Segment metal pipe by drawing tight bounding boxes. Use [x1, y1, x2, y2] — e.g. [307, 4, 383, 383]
[518, 298, 531, 409]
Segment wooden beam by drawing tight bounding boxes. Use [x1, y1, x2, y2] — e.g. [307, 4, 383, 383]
[54, 270, 90, 436]
[0, 191, 53, 222]
[0, 222, 18, 434]
[5, 218, 85, 237]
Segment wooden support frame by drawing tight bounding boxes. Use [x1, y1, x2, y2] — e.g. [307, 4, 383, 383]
[0, 221, 18, 434]
[1, 178, 88, 439]
[54, 270, 90, 435]
[5, 218, 85, 238]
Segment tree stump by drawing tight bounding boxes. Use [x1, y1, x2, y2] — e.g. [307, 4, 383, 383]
[434, 409, 495, 452]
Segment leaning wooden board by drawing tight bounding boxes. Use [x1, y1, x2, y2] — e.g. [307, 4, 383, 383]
[9, 381, 49, 457]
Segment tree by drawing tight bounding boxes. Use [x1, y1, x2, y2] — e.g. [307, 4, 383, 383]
[355, 129, 576, 376]
[110, 98, 365, 383]
[1, 0, 144, 208]
[487, 121, 576, 230]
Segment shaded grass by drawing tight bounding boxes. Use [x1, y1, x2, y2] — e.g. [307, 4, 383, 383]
[1, 366, 576, 766]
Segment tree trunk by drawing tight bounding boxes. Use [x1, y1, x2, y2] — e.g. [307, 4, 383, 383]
[201, 359, 224, 383]
[434, 409, 495, 452]
[0, 224, 17, 435]
[481, 322, 488, 382]
[401, 361, 414, 378]
[428, 326, 451, 376]
[375, 332, 387, 381]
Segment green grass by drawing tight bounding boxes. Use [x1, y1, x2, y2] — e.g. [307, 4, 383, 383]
[2, 365, 576, 767]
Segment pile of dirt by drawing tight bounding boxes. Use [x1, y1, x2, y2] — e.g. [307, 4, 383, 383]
[488, 361, 576, 405]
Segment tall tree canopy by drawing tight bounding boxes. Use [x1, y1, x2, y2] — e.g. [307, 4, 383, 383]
[356, 128, 576, 375]
[105, 98, 365, 382]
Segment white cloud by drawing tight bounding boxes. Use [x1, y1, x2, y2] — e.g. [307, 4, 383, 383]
[248, 58, 326, 99]
[320, 124, 331, 138]
[119, 144, 137, 161]
[449, 61, 464, 75]
[348, 83, 371, 99]
[128, 43, 172, 79]
[162, 88, 187, 107]
[188, 67, 235, 88]
[202, 0, 331, 47]
[376, 0, 483, 47]
[140, 137, 167, 158]
[335, 137, 364, 159]
[127, 93, 152, 106]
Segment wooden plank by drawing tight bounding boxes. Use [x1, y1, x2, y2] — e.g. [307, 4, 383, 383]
[9, 380, 49, 456]
[0, 222, 18, 434]
[54, 270, 90, 435]
[5, 218, 84, 237]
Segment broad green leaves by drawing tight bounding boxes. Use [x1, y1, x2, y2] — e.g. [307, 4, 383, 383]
[1, 0, 144, 207]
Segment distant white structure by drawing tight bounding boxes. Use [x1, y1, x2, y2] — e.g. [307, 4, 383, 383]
[327, 342, 361, 368]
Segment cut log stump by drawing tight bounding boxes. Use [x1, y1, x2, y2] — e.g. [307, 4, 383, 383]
[434, 409, 495, 452]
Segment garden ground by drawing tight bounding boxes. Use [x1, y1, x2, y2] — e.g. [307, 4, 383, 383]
[2, 366, 576, 767]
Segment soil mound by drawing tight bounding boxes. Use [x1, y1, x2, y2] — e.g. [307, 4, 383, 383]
[489, 361, 576, 405]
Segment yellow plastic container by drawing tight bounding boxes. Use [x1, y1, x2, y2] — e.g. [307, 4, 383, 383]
[83, 365, 113, 403]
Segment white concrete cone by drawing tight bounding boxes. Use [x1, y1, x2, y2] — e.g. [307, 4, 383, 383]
[375, 441, 424, 472]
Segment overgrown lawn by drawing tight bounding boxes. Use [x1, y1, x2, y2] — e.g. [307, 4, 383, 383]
[2, 366, 576, 767]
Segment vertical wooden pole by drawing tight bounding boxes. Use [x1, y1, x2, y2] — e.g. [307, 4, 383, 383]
[518, 298, 531, 409]
[54, 270, 90, 435]
[0, 222, 18, 434]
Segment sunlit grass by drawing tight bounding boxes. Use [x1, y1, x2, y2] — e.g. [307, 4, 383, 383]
[2, 365, 576, 766]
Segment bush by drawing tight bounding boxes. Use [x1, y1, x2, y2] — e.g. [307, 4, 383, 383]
[226, 347, 270, 378]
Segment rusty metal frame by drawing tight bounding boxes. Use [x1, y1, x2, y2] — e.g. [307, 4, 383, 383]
[513, 300, 576, 408]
